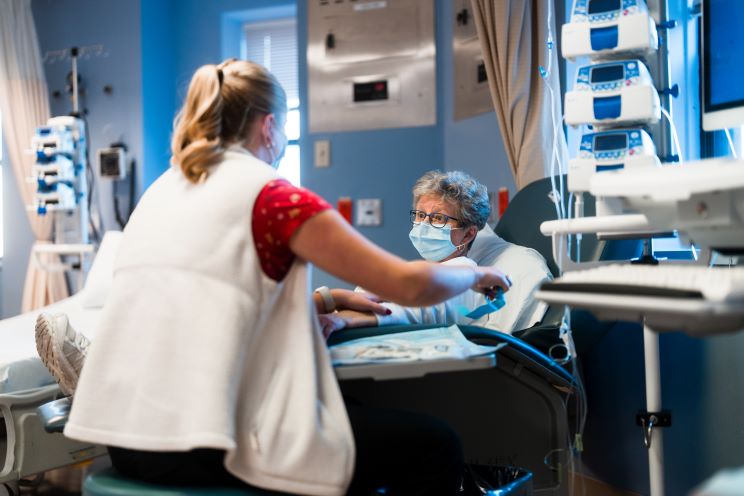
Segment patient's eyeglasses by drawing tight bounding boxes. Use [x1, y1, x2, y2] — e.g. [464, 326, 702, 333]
[410, 210, 460, 229]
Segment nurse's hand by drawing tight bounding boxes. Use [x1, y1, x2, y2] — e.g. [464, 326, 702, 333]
[331, 289, 391, 316]
[472, 266, 512, 299]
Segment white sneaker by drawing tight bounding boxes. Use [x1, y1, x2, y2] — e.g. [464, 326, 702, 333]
[35, 313, 90, 396]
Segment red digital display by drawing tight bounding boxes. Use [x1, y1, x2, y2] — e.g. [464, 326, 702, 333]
[353, 80, 389, 102]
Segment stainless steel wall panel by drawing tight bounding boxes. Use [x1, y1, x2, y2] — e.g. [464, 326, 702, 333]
[308, 0, 436, 132]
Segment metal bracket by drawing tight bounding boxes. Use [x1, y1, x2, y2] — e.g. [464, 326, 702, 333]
[658, 84, 680, 98]
[37, 397, 71, 434]
[659, 154, 680, 163]
[656, 19, 678, 30]
[636, 410, 672, 448]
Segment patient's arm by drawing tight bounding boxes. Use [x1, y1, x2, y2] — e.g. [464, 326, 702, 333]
[336, 309, 377, 328]
[319, 309, 378, 339]
[312, 288, 390, 316]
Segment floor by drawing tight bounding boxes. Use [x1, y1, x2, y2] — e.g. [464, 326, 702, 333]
[570, 473, 643, 496]
[15, 457, 110, 496]
[10, 465, 642, 496]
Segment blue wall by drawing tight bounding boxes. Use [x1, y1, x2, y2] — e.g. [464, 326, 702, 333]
[140, 0, 297, 191]
[33, 0, 144, 229]
[141, 0, 177, 188]
[23, 0, 511, 297]
[302, 0, 513, 289]
[0, 0, 143, 317]
[172, 0, 295, 95]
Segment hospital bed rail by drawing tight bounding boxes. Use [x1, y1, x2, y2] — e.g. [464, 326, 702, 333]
[0, 384, 106, 494]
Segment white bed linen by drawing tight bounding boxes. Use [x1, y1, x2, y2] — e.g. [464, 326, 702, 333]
[0, 231, 121, 394]
[0, 294, 102, 394]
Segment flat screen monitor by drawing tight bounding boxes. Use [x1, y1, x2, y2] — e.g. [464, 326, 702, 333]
[702, 0, 744, 130]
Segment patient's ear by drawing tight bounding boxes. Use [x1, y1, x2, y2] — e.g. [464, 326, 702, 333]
[463, 225, 478, 245]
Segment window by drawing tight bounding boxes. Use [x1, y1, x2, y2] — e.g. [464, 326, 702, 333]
[241, 18, 300, 186]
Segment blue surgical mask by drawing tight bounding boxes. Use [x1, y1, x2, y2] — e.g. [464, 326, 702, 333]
[409, 223, 463, 262]
[267, 121, 288, 169]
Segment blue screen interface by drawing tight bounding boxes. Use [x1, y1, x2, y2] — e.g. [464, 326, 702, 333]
[706, 0, 744, 109]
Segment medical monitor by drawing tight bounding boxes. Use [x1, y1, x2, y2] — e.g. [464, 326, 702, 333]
[702, 0, 744, 131]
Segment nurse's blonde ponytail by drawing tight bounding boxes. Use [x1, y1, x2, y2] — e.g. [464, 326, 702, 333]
[171, 59, 286, 183]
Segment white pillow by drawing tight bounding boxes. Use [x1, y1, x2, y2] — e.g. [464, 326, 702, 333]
[80, 231, 124, 308]
[470, 225, 552, 332]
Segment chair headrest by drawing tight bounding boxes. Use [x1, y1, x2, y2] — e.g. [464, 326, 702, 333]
[469, 225, 512, 267]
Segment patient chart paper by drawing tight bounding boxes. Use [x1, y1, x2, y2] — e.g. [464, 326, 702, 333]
[330, 325, 503, 366]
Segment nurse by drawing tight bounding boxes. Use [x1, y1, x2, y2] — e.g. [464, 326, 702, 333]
[45, 59, 510, 496]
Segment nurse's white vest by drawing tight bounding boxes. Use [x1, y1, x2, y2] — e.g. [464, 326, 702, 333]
[65, 149, 356, 496]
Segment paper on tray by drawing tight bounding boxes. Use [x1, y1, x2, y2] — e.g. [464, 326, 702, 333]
[330, 325, 500, 366]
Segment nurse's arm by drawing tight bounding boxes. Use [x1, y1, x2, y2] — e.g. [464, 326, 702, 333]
[290, 210, 509, 307]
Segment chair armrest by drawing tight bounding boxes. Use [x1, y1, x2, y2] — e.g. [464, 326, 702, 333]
[328, 323, 576, 388]
[327, 324, 436, 346]
[36, 397, 71, 433]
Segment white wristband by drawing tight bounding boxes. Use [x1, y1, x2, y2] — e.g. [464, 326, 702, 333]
[315, 286, 336, 313]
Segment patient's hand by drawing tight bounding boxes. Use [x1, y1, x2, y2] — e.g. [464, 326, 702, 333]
[319, 312, 347, 339]
[319, 309, 380, 339]
[332, 289, 391, 316]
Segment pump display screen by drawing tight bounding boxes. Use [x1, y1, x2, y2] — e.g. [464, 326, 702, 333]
[588, 0, 621, 14]
[591, 65, 624, 83]
[353, 81, 389, 102]
[594, 134, 627, 151]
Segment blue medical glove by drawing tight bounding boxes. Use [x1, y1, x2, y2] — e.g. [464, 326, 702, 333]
[459, 289, 506, 320]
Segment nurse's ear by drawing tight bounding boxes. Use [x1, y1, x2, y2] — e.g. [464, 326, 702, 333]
[259, 113, 276, 148]
[242, 113, 275, 163]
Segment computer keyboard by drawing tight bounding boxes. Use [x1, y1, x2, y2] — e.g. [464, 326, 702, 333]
[542, 264, 744, 303]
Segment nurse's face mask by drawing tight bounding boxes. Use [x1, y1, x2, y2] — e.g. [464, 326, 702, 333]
[408, 209, 466, 262]
[266, 114, 288, 168]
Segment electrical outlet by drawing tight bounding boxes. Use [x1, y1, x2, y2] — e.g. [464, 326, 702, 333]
[315, 140, 330, 167]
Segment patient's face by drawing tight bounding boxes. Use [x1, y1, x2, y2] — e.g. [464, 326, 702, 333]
[415, 195, 470, 262]
[415, 195, 460, 229]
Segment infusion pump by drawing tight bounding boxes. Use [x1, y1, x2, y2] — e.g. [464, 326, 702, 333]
[562, 0, 658, 60]
[568, 128, 659, 193]
[30, 117, 87, 216]
[570, 128, 661, 217]
[565, 60, 660, 127]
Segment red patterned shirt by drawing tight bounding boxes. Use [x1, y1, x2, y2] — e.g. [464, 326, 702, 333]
[251, 179, 332, 281]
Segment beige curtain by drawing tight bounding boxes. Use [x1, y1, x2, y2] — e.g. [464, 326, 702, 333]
[470, 0, 568, 190]
[0, 0, 69, 311]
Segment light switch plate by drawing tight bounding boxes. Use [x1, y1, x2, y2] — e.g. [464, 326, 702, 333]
[314, 140, 330, 167]
[356, 198, 382, 226]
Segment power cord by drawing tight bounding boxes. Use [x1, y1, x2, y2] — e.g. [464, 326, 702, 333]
[112, 157, 136, 229]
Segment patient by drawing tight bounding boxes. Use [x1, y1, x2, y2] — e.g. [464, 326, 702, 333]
[320, 170, 550, 337]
